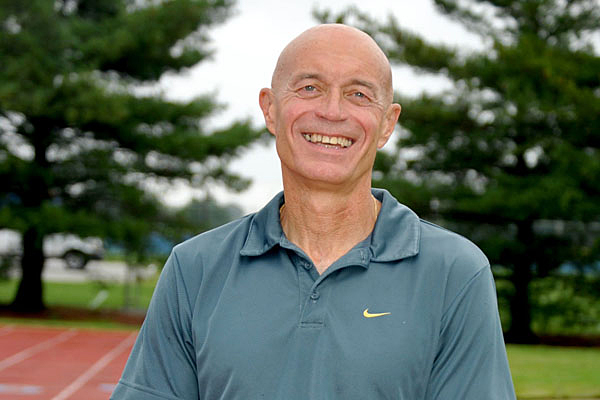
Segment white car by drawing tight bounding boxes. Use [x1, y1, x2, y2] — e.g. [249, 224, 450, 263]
[0, 229, 104, 269]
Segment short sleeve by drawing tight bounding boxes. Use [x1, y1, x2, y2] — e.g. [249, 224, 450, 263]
[426, 266, 516, 400]
[111, 252, 199, 399]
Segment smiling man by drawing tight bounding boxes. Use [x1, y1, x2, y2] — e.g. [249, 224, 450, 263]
[112, 24, 516, 400]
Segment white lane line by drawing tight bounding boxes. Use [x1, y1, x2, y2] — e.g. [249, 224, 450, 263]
[0, 325, 15, 337]
[0, 329, 78, 372]
[0, 383, 43, 395]
[50, 332, 136, 400]
[88, 289, 109, 309]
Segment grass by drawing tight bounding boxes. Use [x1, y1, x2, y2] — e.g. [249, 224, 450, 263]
[507, 344, 600, 399]
[45, 279, 156, 310]
[0, 276, 158, 330]
[0, 277, 157, 310]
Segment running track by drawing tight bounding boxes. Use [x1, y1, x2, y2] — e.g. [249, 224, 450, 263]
[0, 324, 136, 399]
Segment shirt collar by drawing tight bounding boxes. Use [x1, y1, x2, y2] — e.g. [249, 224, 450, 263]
[240, 188, 420, 262]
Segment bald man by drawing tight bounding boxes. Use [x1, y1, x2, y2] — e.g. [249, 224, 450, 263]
[112, 25, 516, 400]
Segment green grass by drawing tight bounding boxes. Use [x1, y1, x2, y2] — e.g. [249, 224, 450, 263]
[0, 277, 157, 310]
[507, 344, 600, 399]
[1, 277, 158, 330]
[46, 279, 157, 310]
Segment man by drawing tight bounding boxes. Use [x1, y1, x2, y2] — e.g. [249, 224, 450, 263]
[112, 24, 516, 399]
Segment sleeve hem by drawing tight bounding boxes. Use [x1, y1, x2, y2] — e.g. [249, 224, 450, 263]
[112, 380, 183, 400]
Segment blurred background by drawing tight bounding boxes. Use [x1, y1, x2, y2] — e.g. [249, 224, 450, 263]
[0, 1, 599, 398]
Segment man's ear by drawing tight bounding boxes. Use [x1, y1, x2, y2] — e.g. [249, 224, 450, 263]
[259, 88, 277, 136]
[377, 103, 401, 149]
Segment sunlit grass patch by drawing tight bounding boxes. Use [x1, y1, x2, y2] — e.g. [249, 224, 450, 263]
[507, 344, 600, 399]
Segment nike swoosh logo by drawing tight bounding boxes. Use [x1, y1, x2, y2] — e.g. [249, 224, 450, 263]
[363, 308, 391, 318]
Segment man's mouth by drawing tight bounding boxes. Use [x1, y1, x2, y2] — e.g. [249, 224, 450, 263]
[302, 133, 354, 148]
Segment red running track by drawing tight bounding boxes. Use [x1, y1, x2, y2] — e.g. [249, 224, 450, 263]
[0, 324, 136, 399]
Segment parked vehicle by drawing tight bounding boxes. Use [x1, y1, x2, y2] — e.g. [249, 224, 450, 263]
[0, 229, 104, 269]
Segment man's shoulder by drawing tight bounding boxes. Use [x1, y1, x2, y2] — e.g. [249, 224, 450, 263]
[419, 219, 486, 256]
[171, 214, 254, 264]
[373, 189, 488, 271]
[417, 218, 490, 275]
[412, 220, 494, 315]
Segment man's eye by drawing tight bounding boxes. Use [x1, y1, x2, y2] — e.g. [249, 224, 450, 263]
[303, 85, 316, 92]
[350, 91, 371, 103]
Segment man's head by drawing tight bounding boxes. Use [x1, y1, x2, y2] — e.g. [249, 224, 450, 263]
[259, 24, 401, 190]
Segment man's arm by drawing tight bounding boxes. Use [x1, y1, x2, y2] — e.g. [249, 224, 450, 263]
[426, 266, 516, 400]
[111, 252, 199, 400]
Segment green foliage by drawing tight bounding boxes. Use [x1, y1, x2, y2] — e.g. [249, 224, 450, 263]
[318, 1, 600, 341]
[530, 274, 600, 335]
[0, 0, 263, 310]
[496, 274, 600, 336]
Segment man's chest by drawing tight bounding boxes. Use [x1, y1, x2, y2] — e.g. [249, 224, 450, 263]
[193, 255, 440, 399]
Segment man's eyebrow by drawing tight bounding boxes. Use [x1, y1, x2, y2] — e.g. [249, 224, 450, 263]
[348, 79, 377, 91]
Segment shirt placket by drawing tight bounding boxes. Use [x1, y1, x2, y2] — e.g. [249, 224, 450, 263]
[291, 254, 326, 328]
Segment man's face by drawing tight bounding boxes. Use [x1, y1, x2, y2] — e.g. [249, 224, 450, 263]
[260, 26, 401, 190]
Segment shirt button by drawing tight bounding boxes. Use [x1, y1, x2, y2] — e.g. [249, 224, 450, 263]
[310, 292, 320, 301]
[302, 262, 311, 270]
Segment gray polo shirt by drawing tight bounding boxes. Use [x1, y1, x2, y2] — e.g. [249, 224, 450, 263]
[112, 189, 516, 399]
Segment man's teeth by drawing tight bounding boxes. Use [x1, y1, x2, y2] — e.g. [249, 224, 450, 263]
[302, 134, 353, 148]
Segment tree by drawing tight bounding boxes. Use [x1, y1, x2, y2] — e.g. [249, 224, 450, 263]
[157, 195, 244, 252]
[318, 1, 600, 342]
[0, 0, 262, 312]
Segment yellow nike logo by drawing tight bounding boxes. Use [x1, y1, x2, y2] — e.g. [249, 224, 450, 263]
[363, 308, 391, 318]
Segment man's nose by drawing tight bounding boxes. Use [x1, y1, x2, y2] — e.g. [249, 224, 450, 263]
[316, 90, 347, 121]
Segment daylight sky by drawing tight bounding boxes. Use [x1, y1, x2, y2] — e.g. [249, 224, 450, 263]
[158, 0, 484, 213]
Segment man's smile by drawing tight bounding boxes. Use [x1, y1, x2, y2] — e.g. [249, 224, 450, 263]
[301, 133, 354, 148]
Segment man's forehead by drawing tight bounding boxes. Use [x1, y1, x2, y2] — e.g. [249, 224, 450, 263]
[271, 24, 393, 99]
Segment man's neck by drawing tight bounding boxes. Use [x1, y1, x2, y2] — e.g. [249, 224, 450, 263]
[280, 182, 380, 275]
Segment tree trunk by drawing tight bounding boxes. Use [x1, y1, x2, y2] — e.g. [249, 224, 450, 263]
[11, 227, 46, 312]
[505, 221, 538, 343]
[506, 261, 538, 343]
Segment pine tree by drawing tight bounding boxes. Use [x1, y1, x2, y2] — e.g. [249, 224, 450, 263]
[0, 0, 262, 311]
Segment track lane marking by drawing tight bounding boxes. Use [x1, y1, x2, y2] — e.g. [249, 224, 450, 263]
[0, 325, 15, 337]
[0, 328, 78, 372]
[50, 332, 136, 400]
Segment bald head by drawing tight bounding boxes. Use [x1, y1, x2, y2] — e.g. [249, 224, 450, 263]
[271, 24, 394, 104]
[258, 23, 402, 189]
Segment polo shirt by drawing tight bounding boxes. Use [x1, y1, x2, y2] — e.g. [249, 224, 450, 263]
[112, 188, 516, 400]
